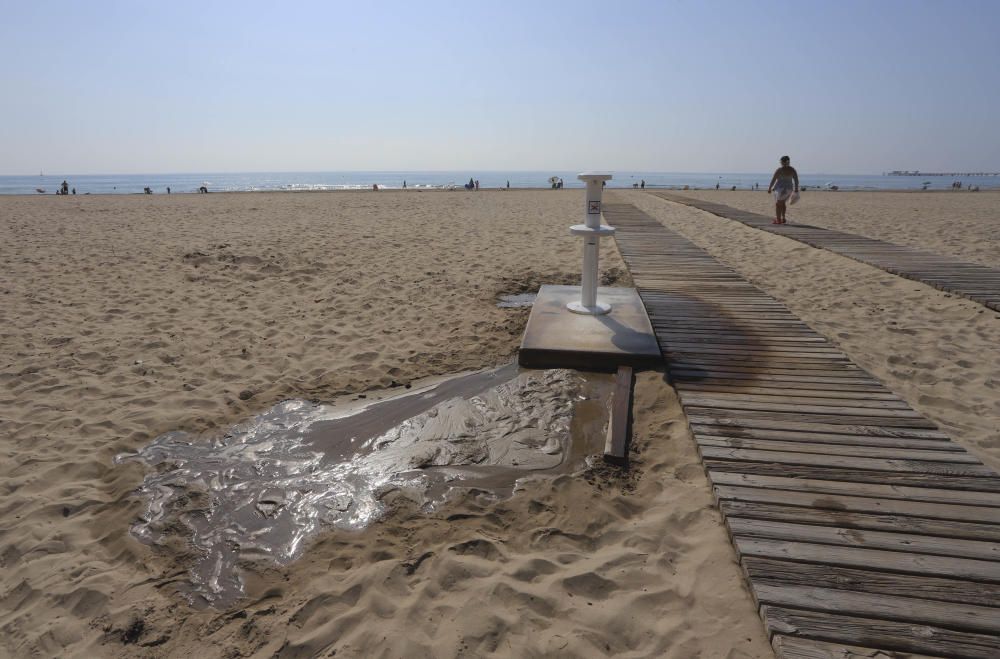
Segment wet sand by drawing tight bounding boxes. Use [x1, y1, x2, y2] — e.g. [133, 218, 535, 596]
[0, 191, 771, 658]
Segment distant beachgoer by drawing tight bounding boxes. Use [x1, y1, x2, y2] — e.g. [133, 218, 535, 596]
[640, 179, 645, 189]
[372, 183, 378, 191]
[715, 182, 720, 190]
[61, 180, 69, 195]
[506, 180, 510, 189]
[167, 186, 171, 194]
[72, 188, 76, 195]
[199, 186, 208, 193]
[475, 179, 480, 190]
[403, 180, 406, 189]
[767, 155, 799, 224]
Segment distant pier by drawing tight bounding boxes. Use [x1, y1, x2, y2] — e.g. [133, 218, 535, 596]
[886, 170, 1000, 177]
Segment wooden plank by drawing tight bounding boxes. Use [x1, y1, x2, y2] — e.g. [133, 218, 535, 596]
[699, 447, 994, 476]
[727, 518, 1000, 561]
[755, 584, 1000, 634]
[687, 407, 941, 429]
[680, 382, 902, 400]
[761, 606, 1000, 658]
[681, 395, 920, 416]
[771, 635, 939, 659]
[733, 537, 1000, 582]
[692, 427, 962, 451]
[664, 341, 844, 354]
[744, 556, 1000, 606]
[705, 460, 1000, 493]
[697, 437, 977, 463]
[669, 361, 868, 377]
[680, 389, 918, 412]
[687, 415, 949, 439]
[714, 485, 1000, 524]
[724, 501, 1000, 543]
[602, 366, 633, 466]
[709, 472, 1000, 507]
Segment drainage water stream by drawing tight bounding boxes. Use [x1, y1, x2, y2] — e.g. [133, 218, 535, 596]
[117, 364, 613, 607]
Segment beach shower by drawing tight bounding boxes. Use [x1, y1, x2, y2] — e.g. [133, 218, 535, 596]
[568, 173, 615, 315]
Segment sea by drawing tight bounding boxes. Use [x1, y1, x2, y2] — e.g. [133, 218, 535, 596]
[2, 171, 998, 195]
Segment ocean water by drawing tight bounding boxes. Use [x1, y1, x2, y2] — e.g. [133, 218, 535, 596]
[2, 170, 998, 195]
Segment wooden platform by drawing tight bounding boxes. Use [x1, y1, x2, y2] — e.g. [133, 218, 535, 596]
[648, 191, 1000, 312]
[603, 202, 1000, 658]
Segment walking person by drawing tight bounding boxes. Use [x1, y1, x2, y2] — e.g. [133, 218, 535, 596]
[767, 155, 799, 224]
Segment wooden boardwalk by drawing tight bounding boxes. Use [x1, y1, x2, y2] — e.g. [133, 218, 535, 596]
[603, 202, 1000, 658]
[647, 191, 1000, 312]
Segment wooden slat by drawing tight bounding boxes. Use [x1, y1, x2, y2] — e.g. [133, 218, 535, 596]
[744, 556, 1000, 606]
[705, 460, 1000, 492]
[694, 428, 963, 451]
[697, 437, 978, 463]
[687, 407, 941, 429]
[714, 485, 1000, 524]
[734, 537, 1000, 582]
[725, 501, 1000, 543]
[690, 415, 951, 439]
[709, 472, 1000, 507]
[771, 635, 939, 659]
[699, 447, 994, 476]
[761, 606, 1000, 658]
[683, 395, 923, 416]
[727, 518, 1000, 561]
[755, 584, 1000, 634]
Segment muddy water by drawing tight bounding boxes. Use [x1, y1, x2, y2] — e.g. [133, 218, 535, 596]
[117, 365, 613, 607]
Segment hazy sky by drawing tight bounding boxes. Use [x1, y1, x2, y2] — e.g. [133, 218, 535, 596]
[2, 0, 998, 175]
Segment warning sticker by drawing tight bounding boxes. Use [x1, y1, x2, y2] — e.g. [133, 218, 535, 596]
[588, 201, 601, 214]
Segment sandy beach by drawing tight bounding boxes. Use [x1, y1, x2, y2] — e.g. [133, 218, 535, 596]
[0, 190, 771, 658]
[4, 188, 1000, 657]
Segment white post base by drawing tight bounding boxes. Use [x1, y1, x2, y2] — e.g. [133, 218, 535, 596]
[567, 300, 612, 315]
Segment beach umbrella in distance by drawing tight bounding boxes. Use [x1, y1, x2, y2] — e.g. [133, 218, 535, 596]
[548, 176, 559, 186]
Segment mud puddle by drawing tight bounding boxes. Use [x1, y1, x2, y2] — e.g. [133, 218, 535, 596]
[117, 364, 613, 607]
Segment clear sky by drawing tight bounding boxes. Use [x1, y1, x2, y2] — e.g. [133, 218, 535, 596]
[1, 0, 998, 175]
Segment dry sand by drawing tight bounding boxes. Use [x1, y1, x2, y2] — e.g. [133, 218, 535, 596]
[675, 189, 1000, 268]
[625, 190, 1000, 474]
[0, 191, 771, 658]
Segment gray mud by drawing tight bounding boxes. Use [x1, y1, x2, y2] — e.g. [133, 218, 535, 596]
[117, 365, 612, 607]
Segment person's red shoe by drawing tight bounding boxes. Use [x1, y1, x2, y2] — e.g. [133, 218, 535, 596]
[772, 219, 781, 224]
